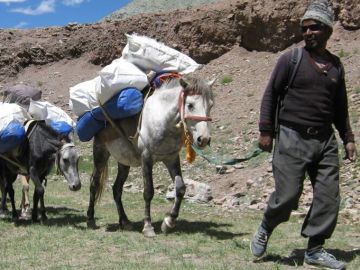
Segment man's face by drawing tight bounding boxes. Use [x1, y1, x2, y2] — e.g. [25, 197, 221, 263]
[301, 19, 331, 50]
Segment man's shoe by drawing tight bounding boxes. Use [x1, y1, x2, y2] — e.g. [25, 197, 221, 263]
[304, 248, 346, 270]
[250, 225, 271, 258]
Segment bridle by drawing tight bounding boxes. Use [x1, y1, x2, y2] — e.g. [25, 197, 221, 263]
[56, 142, 75, 176]
[177, 89, 212, 124]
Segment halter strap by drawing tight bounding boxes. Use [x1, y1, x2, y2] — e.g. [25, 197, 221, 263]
[56, 142, 75, 175]
[178, 89, 212, 123]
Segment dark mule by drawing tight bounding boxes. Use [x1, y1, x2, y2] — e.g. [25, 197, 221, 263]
[87, 75, 214, 236]
[0, 120, 81, 221]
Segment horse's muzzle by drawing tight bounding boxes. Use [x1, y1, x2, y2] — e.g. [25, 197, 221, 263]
[196, 136, 211, 149]
[69, 182, 81, 191]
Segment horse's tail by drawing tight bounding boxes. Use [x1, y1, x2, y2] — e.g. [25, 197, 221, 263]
[93, 161, 108, 204]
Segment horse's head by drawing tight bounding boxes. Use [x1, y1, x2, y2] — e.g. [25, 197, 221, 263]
[179, 76, 215, 149]
[57, 141, 81, 191]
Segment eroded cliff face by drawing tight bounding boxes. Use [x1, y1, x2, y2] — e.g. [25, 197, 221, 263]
[0, 0, 358, 81]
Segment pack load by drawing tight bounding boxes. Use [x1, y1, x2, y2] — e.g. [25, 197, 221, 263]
[0, 103, 31, 153]
[69, 33, 201, 142]
[121, 33, 202, 74]
[69, 76, 101, 117]
[28, 100, 75, 136]
[76, 87, 143, 142]
[97, 58, 148, 104]
[2, 84, 42, 110]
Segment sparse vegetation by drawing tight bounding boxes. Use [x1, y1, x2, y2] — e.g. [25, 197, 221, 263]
[220, 74, 233, 85]
[338, 49, 350, 58]
[0, 176, 359, 270]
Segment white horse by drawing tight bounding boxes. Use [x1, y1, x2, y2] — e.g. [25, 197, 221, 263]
[87, 74, 214, 237]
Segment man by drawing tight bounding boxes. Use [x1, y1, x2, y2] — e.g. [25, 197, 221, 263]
[250, 1, 357, 269]
[2, 84, 42, 219]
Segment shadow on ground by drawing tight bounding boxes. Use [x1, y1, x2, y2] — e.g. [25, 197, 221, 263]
[103, 219, 246, 240]
[254, 248, 360, 267]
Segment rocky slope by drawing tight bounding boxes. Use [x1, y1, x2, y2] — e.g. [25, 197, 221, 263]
[0, 0, 359, 223]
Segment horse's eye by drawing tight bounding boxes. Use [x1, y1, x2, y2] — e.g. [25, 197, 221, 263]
[187, 103, 194, 111]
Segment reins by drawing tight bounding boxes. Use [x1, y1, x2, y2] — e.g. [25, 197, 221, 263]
[191, 145, 264, 165]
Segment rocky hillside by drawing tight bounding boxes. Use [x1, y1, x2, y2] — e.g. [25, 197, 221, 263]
[1, 0, 359, 82]
[0, 0, 359, 223]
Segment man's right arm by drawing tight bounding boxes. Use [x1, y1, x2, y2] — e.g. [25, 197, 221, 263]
[258, 53, 290, 152]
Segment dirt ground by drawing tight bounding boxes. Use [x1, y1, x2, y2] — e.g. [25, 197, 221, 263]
[0, 0, 359, 221]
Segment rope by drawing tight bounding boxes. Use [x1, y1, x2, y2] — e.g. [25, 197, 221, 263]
[0, 153, 28, 175]
[191, 145, 264, 165]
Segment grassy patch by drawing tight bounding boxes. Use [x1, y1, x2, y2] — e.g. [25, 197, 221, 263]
[0, 149, 359, 270]
[338, 49, 350, 58]
[220, 74, 233, 85]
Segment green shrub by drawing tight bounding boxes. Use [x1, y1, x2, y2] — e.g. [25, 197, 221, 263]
[220, 74, 233, 85]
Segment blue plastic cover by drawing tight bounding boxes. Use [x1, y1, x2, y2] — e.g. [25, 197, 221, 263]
[75, 87, 143, 142]
[0, 120, 26, 153]
[49, 121, 73, 136]
[92, 87, 143, 121]
[76, 111, 105, 142]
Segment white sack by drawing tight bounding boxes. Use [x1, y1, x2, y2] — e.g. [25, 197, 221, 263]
[97, 58, 148, 104]
[121, 33, 202, 74]
[69, 76, 100, 116]
[0, 102, 31, 130]
[29, 100, 74, 126]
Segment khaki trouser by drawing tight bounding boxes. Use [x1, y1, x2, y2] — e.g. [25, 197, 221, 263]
[263, 125, 340, 240]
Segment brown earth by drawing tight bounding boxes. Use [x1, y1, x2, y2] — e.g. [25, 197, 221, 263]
[0, 0, 359, 222]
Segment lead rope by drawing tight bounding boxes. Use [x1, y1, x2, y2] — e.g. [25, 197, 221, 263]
[0, 153, 27, 174]
[176, 90, 196, 163]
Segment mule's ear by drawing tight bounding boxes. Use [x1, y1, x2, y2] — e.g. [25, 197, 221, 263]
[207, 78, 216, 87]
[179, 78, 189, 89]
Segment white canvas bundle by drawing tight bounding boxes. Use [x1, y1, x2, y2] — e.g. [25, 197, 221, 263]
[69, 76, 100, 116]
[97, 58, 148, 104]
[0, 102, 31, 131]
[29, 100, 74, 126]
[121, 33, 202, 74]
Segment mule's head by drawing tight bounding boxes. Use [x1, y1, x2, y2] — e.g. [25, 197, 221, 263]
[179, 76, 215, 149]
[57, 142, 81, 191]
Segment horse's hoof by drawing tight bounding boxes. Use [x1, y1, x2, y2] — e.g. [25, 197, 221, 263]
[161, 216, 176, 234]
[0, 209, 8, 219]
[12, 212, 19, 221]
[19, 207, 32, 220]
[87, 219, 98, 229]
[120, 220, 133, 230]
[142, 225, 156, 238]
[40, 215, 48, 224]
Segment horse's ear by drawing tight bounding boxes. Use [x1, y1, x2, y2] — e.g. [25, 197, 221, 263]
[179, 78, 189, 89]
[207, 78, 216, 87]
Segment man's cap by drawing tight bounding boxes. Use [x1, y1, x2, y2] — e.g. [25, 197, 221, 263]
[301, 0, 335, 29]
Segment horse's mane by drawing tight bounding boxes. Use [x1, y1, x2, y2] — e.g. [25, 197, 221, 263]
[158, 75, 214, 102]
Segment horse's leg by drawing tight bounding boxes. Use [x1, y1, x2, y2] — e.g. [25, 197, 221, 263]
[38, 179, 47, 221]
[141, 151, 156, 237]
[20, 175, 31, 219]
[161, 155, 185, 233]
[0, 176, 7, 217]
[113, 163, 131, 229]
[0, 189, 7, 218]
[7, 181, 18, 220]
[87, 138, 110, 229]
[29, 167, 44, 222]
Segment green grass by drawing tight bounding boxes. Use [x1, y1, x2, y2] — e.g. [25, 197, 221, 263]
[1, 172, 359, 270]
[354, 85, 360, 94]
[220, 74, 233, 85]
[338, 49, 350, 58]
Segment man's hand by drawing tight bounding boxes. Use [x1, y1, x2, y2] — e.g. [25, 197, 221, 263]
[345, 142, 357, 162]
[258, 133, 273, 153]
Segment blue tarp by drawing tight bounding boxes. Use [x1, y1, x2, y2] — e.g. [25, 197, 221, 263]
[49, 120, 73, 136]
[0, 120, 26, 153]
[76, 87, 143, 142]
